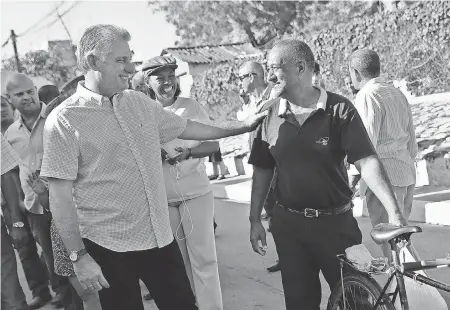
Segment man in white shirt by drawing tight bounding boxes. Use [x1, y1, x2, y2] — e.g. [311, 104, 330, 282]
[42, 24, 265, 310]
[349, 48, 417, 258]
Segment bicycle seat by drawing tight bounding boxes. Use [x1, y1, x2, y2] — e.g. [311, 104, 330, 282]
[371, 223, 422, 244]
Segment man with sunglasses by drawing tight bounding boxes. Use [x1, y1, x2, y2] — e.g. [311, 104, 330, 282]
[237, 61, 272, 123]
[237, 61, 281, 272]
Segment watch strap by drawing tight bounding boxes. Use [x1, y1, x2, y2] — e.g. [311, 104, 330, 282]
[77, 248, 88, 257]
[69, 248, 88, 262]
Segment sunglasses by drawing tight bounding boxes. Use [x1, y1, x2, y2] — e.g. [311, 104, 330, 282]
[238, 73, 256, 82]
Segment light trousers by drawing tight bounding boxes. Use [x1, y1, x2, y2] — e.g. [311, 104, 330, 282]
[364, 184, 415, 259]
[169, 191, 223, 310]
[365, 184, 415, 226]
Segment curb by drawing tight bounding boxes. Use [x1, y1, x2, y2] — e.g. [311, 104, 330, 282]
[211, 177, 450, 226]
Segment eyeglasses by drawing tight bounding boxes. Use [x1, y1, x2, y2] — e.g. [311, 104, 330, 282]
[238, 73, 256, 82]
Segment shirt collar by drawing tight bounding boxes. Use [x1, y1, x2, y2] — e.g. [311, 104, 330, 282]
[278, 86, 327, 116]
[356, 77, 386, 103]
[75, 82, 113, 106]
[18, 102, 47, 127]
[364, 77, 386, 88]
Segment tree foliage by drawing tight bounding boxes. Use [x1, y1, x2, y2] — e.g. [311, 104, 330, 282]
[191, 1, 450, 120]
[149, 1, 310, 47]
[305, 0, 450, 96]
[2, 50, 75, 88]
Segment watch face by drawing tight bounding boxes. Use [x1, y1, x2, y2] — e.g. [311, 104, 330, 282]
[69, 252, 78, 262]
[13, 222, 25, 228]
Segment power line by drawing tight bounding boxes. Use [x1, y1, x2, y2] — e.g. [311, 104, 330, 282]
[54, 2, 75, 44]
[1, 37, 10, 48]
[1, 1, 79, 62]
[17, 1, 66, 37]
[26, 2, 80, 37]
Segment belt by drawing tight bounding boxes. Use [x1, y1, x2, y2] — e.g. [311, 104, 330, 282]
[276, 202, 353, 218]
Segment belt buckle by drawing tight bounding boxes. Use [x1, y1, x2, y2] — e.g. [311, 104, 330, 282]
[304, 208, 319, 218]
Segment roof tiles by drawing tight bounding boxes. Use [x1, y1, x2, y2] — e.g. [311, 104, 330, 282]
[162, 42, 263, 64]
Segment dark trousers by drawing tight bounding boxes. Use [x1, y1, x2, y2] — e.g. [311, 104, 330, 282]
[1, 219, 29, 310]
[272, 205, 362, 310]
[26, 211, 70, 297]
[16, 226, 51, 298]
[2, 205, 50, 298]
[84, 238, 197, 310]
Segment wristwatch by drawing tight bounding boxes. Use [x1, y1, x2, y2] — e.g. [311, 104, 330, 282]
[12, 221, 25, 228]
[69, 248, 88, 262]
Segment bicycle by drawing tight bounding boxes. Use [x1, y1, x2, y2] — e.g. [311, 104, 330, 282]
[327, 223, 450, 310]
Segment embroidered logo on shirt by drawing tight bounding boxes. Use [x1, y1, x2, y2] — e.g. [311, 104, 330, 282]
[316, 137, 329, 146]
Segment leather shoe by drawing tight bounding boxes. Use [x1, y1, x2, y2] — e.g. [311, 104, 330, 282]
[28, 294, 52, 309]
[50, 293, 65, 308]
[267, 260, 281, 273]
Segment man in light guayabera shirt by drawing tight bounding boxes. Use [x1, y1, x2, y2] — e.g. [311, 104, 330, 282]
[4, 73, 74, 309]
[348, 48, 418, 259]
[40, 24, 267, 310]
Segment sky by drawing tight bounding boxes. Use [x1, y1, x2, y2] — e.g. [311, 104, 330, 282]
[0, 0, 180, 62]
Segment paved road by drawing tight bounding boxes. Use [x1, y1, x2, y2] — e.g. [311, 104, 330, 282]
[17, 198, 450, 309]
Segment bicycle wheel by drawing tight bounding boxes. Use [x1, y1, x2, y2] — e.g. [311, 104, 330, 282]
[327, 272, 396, 310]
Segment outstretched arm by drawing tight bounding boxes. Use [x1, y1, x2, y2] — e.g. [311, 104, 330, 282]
[179, 111, 267, 140]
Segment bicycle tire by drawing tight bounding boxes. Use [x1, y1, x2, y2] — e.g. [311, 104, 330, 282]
[327, 271, 396, 310]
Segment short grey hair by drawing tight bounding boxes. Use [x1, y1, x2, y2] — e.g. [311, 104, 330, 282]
[272, 39, 315, 72]
[349, 49, 381, 79]
[77, 24, 131, 74]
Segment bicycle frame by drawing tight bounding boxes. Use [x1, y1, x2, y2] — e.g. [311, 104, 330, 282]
[388, 239, 450, 310]
[337, 241, 450, 310]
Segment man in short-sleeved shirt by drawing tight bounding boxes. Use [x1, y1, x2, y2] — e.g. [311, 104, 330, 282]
[4, 72, 71, 308]
[248, 39, 407, 310]
[42, 82, 188, 251]
[42, 24, 265, 310]
[349, 48, 417, 259]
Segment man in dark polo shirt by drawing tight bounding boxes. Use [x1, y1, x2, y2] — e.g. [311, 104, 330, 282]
[248, 39, 407, 309]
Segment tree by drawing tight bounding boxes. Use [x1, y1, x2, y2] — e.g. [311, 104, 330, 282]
[150, 1, 387, 47]
[2, 50, 76, 88]
[149, 1, 310, 47]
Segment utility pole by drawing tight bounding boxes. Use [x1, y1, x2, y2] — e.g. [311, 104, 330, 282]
[10, 30, 22, 73]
